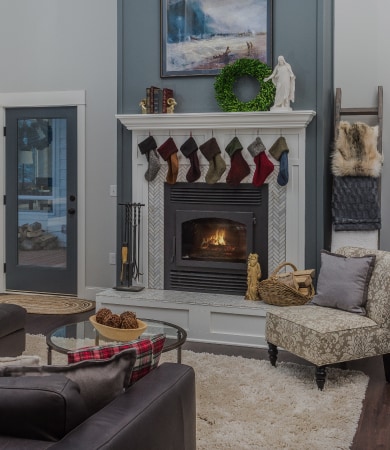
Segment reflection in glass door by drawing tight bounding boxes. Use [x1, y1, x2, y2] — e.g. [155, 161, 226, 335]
[18, 118, 66, 267]
[6, 107, 77, 294]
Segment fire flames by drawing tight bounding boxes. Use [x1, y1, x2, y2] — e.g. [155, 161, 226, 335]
[200, 228, 226, 249]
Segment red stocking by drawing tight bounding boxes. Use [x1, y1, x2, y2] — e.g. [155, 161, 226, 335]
[225, 137, 250, 185]
[252, 151, 274, 187]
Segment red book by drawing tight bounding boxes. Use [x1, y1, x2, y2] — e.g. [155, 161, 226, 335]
[162, 88, 174, 113]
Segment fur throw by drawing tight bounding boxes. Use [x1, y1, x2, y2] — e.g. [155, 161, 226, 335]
[331, 121, 383, 177]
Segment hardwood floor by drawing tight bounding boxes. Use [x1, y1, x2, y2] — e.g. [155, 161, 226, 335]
[26, 312, 390, 449]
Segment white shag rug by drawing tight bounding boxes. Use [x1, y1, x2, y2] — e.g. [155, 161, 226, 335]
[25, 334, 368, 450]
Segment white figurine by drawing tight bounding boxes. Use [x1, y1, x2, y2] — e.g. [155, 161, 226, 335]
[264, 55, 296, 111]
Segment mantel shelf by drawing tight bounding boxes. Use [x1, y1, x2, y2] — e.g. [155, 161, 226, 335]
[116, 110, 316, 131]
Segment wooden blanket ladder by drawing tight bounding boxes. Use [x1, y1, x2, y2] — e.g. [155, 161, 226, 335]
[333, 85, 384, 248]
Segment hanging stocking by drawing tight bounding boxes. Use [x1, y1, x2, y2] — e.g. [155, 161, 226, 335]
[180, 136, 201, 183]
[199, 137, 226, 184]
[138, 135, 161, 182]
[269, 136, 289, 186]
[225, 136, 250, 185]
[157, 137, 179, 184]
[247, 136, 274, 187]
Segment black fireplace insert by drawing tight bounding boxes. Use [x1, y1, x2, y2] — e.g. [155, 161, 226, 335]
[164, 183, 268, 295]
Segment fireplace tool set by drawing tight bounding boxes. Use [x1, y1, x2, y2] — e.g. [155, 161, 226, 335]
[115, 202, 145, 292]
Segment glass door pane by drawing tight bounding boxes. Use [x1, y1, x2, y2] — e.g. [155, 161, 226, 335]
[17, 118, 67, 268]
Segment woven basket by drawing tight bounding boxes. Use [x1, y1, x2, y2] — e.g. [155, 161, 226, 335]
[258, 262, 315, 306]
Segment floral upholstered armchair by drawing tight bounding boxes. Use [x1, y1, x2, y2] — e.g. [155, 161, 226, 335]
[265, 247, 390, 390]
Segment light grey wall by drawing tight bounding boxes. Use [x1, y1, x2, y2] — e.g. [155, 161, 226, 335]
[118, 0, 334, 274]
[0, 0, 118, 295]
[334, 0, 389, 250]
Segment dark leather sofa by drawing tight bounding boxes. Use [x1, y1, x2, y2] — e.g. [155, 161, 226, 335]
[0, 303, 27, 357]
[0, 362, 196, 449]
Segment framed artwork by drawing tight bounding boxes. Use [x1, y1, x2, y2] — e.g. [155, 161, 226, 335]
[161, 0, 272, 78]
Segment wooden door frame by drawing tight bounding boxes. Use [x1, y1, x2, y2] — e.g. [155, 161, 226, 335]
[0, 91, 86, 298]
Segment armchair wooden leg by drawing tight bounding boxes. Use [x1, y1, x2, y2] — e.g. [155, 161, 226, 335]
[383, 353, 390, 382]
[315, 366, 326, 390]
[267, 342, 278, 367]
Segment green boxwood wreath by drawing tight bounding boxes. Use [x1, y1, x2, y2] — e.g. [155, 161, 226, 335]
[214, 58, 275, 112]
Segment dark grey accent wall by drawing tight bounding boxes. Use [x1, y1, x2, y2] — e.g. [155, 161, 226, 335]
[117, 0, 334, 276]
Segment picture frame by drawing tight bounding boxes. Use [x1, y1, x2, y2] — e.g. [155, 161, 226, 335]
[160, 0, 272, 78]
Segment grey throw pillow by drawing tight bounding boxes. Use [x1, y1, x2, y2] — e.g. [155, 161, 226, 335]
[310, 250, 376, 315]
[0, 347, 137, 415]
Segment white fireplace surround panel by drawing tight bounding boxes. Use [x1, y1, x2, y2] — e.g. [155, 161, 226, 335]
[117, 111, 316, 289]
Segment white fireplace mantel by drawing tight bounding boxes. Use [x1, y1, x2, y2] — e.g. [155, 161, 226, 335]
[116, 110, 316, 131]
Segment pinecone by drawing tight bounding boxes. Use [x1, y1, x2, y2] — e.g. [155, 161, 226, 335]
[103, 313, 122, 328]
[96, 308, 112, 324]
[120, 311, 136, 321]
[121, 315, 139, 329]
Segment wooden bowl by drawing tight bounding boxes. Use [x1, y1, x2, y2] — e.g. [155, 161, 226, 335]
[89, 315, 147, 341]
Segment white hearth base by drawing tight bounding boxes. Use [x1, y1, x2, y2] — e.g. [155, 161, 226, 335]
[96, 288, 272, 348]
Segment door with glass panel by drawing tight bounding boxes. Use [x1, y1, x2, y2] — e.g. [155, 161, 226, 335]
[5, 107, 77, 294]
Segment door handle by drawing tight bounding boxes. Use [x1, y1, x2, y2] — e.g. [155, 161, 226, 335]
[68, 208, 76, 215]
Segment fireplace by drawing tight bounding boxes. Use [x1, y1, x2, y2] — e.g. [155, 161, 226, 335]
[116, 110, 315, 295]
[164, 183, 268, 295]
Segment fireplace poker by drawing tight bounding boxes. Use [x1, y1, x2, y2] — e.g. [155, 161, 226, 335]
[131, 203, 143, 280]
[128, 203, 135, 284]
[136, 203, 143, 280]
[119, 203, 130, 285]
[131, 203, 138, 280]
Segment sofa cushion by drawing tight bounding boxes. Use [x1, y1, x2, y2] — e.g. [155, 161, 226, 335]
[0, 329, 26, 358]
[0, 374, 88, 441]
[265, 305, 389, 366]
[0, 304, 27, 338]
[0, 348, 137, 415]
[67, 333, 165, 385]
[310, 250, 376, 314]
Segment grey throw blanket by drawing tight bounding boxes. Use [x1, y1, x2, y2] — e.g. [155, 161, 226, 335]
[332, 176, 381, 231]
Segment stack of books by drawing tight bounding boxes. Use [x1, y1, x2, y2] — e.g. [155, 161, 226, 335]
[145, 86, 174, 114]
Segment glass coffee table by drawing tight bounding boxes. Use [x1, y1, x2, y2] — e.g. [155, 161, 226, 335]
[46, 318, 187, 365]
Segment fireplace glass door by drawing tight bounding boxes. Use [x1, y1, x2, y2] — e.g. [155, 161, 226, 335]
[181, 218, 247, 264]
[176, 210, 253, 271]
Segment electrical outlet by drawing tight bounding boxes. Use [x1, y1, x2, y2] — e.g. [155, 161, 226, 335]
[109, 253, 116, 265]
[109, 185, 117, 197]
